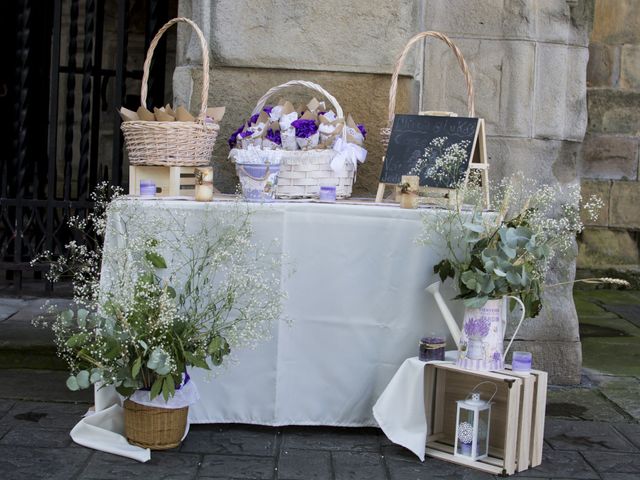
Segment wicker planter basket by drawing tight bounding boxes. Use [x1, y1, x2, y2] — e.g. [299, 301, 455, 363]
[121, 17, 219, 167]
[381, 31, 475, 149]
[123, 399, 188, 450]
[230, 80, 356, 199]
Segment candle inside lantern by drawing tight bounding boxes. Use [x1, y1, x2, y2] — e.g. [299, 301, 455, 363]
[194, 167, 214, 202]
[139, 180, 156, 197]
[512, 351, 532, 372]
[419, 336, 446, 362]
[319, 185, 337, 202]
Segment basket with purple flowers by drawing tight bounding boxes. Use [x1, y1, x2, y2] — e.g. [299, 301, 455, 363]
[228, 80, 368, 199]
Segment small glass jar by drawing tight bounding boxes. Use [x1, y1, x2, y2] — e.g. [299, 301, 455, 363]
[319, 185, 337, 202]
[419, 336, 446, 362]
[140, 180, 156, 196]
[512, 351, 532, 372]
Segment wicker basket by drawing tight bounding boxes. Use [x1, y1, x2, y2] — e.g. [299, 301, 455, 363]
[230, 80, 356, 199]
[123, 399, 188, 450]
[381, 31, 475, 149]
[121, 17, 219, 167]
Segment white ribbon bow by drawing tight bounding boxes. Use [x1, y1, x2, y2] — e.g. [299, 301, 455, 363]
[330, 137, 368, 175]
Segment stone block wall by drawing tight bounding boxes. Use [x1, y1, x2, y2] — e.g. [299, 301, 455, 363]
[175, 0, 593, 383]
[579, 0, 640, 272]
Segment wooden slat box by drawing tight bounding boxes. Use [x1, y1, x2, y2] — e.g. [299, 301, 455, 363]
[129, 165, 199, 197]
[424, 362, 546, 476]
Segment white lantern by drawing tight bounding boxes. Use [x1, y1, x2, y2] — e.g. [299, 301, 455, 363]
[454, 382, 496, 460]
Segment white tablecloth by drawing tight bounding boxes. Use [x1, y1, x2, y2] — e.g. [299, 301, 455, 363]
[97, 199, 463, 426]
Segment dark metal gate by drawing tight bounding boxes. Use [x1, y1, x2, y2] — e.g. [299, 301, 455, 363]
[0, 0, 175, 294]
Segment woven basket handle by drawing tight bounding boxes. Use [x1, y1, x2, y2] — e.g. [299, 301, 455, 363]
[251, 80, 347, 140]
[387, 31, 475, 128]
[140, 17, 209, 119]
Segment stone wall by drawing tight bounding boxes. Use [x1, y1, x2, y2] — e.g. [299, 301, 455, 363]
[175, 0, 593, 384]
[580, 0, 640, 275]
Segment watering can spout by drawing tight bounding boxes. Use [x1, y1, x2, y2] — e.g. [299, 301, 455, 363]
[425, 281, 461, 348]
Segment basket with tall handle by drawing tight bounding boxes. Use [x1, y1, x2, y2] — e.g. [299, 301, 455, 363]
[380, 31, 475, 148]
[229, 80, 362, 199]
[377, 31, 489, 206]
[121, 17, 219, 167]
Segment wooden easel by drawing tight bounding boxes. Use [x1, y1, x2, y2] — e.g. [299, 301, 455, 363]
[376, 31, 490, 208]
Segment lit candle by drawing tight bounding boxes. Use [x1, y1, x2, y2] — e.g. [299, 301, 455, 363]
[194, 167, 214, 202]
[398, 175, 419, 209]
[140, 180, 156, 197]
[512, 351, 532, 372]
[319, 185, 337, 202]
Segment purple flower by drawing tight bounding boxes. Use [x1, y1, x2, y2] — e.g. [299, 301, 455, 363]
[357, 123, 367, 139]
[265, 129, 282, 145]
[248, 106, 273, 125]
[239, 130, 254, 139]
[291, 119, 318, 138]
[228, 124, 245, 149]
[492, 351, 502, 362]
[463, 316, 490, 338]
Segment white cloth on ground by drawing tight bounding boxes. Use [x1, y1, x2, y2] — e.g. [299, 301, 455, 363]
[372, 353, 457, 461]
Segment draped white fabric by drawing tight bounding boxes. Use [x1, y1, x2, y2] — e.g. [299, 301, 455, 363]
[96, 199, 462, 426]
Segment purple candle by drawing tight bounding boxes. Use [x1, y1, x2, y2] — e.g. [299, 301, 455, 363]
[140, 180, 156, 196]
[419, 336, 446, 362]
[319, 185, 337, 202]
[512, 351, 532, 372]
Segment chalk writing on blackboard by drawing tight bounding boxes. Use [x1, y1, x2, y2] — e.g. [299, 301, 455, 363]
[380, 114, 480, 188]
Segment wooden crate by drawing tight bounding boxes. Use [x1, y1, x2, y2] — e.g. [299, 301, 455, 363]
[129, 165, 199, 197]
[424, 363, 536, 476]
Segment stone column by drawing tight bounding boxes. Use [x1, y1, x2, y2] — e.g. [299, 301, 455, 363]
[419, 0, 592, 383]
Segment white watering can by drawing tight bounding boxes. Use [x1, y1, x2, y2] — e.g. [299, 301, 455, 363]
[426, 281, 526, 371]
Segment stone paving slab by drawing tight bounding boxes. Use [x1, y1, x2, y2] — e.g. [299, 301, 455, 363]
[0, 445, 92, 480]
[516, 450, 599, 478]
[180, 424, 277, 456]
[278, 448, 332, 480]
[0, 369, 92, 403]
[545, 419, 638, 452]
[78, 451, 201, 479]
[281, 426, 381, 452]
[613, 423, 640, 450]
[601, 304, 640, 329]
[583, 451, 640, 476]
[591, 376, 640, 420]
[199, 453, 275, 479]
[546, 387, 630, 422]
[332, 451, 386, 480]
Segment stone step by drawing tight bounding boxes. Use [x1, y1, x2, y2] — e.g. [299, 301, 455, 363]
[0, 297, 71, 371]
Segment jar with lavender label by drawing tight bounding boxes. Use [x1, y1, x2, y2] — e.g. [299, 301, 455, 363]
[419, 336, 446, 362]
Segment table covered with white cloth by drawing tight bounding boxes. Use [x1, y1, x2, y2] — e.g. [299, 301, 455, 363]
[96, 198, 462, 426]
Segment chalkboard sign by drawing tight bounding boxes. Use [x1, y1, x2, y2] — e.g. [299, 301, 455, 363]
[380, 114, 480, 188]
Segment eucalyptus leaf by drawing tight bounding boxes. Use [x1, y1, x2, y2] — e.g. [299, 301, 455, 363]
[90, 369, 102, 384]
[463, 222, 485, 233]
[132, 357, 142, 378]
[66, 375, 79, 391]
[76, 309, 89, 328]
[60, 309, 74, 326]
[76, 370, 90, 389]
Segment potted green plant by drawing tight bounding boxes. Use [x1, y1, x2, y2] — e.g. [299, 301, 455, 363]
[33, 184, 286, 449]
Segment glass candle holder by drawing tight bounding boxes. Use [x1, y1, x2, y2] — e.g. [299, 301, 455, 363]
[140, 180, 156, 197]
[319, 185, 337, 202]
[512, 351, 532, 372]
[194, 167, 214, 202]
[419, 336, 446, 362]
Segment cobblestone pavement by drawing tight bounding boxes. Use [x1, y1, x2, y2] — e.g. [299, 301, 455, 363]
[0, 291, 638, 479]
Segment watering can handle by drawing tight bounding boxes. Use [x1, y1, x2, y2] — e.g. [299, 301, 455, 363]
[502, 296, 526, 362]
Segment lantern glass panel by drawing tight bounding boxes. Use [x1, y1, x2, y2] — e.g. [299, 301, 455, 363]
[456, 408, 475, 457]
[477, 407, 490, 458]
